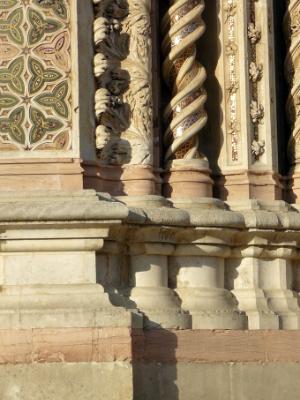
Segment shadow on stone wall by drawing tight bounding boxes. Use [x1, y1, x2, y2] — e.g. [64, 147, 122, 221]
[132, 329, 179, 400]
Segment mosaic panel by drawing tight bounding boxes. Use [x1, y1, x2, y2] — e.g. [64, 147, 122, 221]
[0, 0, 72, 151]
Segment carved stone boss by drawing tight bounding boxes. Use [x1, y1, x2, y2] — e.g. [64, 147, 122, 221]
[285, 0, 300, 167]
[93, 0, 153, 167]
[0, 0, 72, 152]
[161, 0, 207, 167]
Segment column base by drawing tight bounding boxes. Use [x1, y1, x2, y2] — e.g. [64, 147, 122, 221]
[215, 169, 283, 201]
[232, 289, 279, 329]
[163, 159, 213, 198]
[129, 287, 191, 329]
[286, 166, 300, 203]
[83, 161, 158, 196]
[176, 288, 246, 329]
[264, 289, 300, 330]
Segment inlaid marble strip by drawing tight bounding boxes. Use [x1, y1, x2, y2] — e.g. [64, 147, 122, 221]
[223, 0, 240, 163]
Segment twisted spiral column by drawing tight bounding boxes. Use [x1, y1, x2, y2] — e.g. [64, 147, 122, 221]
[162, 0, 207, 165]
[284, 0, 300, 166]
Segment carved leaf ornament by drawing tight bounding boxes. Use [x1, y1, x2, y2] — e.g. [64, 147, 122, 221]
[93, 0, 153, 166]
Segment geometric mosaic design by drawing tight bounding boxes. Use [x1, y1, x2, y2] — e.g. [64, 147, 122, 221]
[0, 0, 71, 151]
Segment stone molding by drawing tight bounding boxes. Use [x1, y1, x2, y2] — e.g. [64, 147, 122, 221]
[0, 191, 300, 330]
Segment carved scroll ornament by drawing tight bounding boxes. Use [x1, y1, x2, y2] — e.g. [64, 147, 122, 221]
[284, 0, 300, 165]
[161, 0, 207, 166]
[93, 0, 153, 166]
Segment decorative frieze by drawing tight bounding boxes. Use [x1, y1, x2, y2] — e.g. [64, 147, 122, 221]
[93, 0, 153, 167]
[0, 0, 72, 152]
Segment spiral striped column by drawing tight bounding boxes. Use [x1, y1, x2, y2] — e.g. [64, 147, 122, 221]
[284, 0, 300, 201]
[162, 0, 208, 165]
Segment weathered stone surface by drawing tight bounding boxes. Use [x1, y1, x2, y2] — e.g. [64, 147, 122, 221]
[0, 362, 133, 400]
[133, 362, 300, 400]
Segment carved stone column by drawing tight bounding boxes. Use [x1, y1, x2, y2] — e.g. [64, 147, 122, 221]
[214, 0, 282, 201]
[284, 0, 300, 202]
[161, 0, 213, 198]
[89, 0, 156, 196]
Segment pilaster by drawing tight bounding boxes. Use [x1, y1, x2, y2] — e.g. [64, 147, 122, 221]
[284, 0, 300, 202]
[215, 0, 281, 201]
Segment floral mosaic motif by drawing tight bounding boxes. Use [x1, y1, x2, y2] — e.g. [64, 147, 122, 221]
[33, 0, 68, 20]
[29, 107, 63, 143]
[28, 8, 62, 45]
[28, 57, 62, 94]
[35, 80, 69, 118]
[33, 31, 70, 70]
[0, 57, 24, 94]
[0, 107, 25, 144]
[0, 94, 19, 110]
[0, 8, 24, 45]
[0, 0, 72, 151]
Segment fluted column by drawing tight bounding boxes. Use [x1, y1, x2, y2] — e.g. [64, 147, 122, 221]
[161, 0, 213, 198]
[284, 0, 300, 202]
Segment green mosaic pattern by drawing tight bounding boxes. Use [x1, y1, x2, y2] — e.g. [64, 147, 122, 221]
[0, 0, 71, 151]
